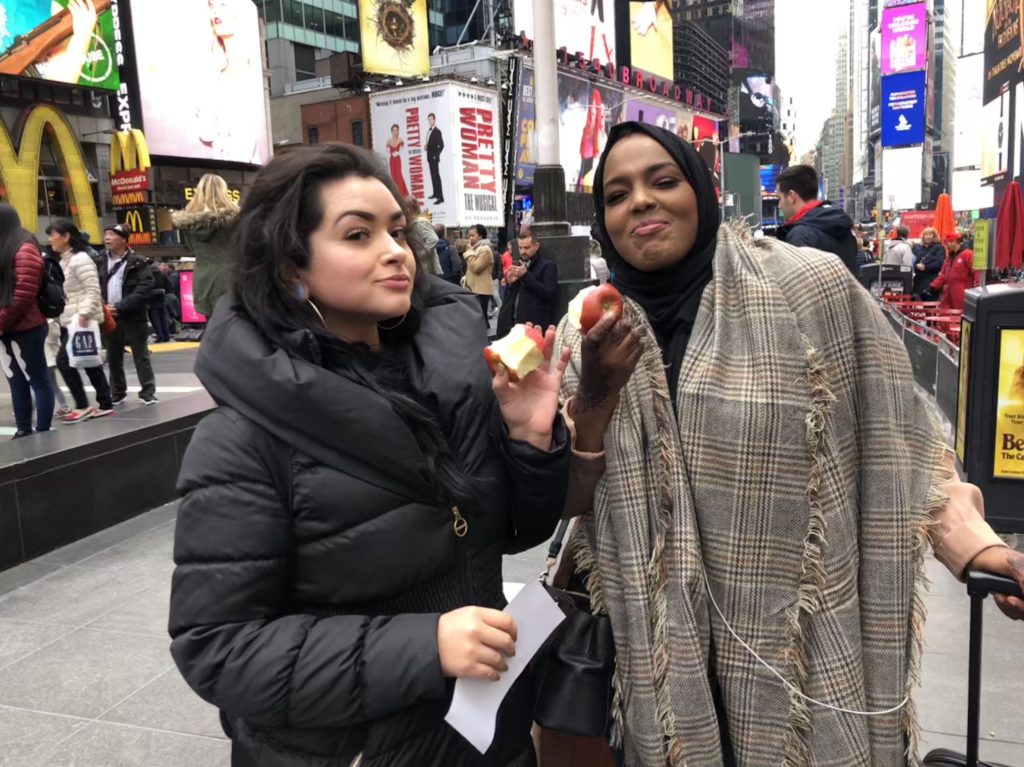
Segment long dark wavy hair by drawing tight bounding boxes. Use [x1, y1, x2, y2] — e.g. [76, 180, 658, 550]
[232, 143, 475, 505]
[0, 204, 35, 308]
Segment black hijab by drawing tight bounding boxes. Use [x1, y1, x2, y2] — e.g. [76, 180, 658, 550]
[592, 122, 721, 402]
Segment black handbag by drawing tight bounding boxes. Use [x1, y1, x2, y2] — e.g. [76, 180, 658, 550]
[533, 520, 616, 738]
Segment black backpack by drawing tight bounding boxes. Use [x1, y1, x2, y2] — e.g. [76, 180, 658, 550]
[37, 255, 66, 319]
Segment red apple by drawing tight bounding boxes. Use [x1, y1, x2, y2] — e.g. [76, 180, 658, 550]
[578, 284, 623, 333]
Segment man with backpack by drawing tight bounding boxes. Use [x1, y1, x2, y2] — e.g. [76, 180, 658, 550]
[775, 164, 858, 275]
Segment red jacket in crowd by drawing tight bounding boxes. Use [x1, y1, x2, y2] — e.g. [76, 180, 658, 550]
[0, 241, 46, 334]
[932, 246, 977, 312]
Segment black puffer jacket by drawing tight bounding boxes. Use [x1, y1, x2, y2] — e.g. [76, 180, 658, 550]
[776, 201, 858, 275]
[169, 279, 569, 767]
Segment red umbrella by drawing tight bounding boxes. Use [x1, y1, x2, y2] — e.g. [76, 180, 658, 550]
[932, 193, 957, 242]
[995, 181, 1024, 270]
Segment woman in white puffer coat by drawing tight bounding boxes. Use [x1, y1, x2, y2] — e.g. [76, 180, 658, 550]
[45, 220, 114, 423]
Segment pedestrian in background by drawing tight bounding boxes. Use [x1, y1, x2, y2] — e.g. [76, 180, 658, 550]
[147, 258, 172, 343]
[405, 196, 443, 277]
[932, 233, 976, 312]
[172, 173, 239, 318]
[913, 227, 946, 298]
[434, 223, 461, 284]
[497, 229, 558, 337]
[45, 219, 113, 424]
[96, 224, 158, 406]
[883, 225, 914, 268]
[168, 143, 570, 767]
[0, 204, 53, 438]
[775, 164, 858, 273]
[462, 224, 494, 325]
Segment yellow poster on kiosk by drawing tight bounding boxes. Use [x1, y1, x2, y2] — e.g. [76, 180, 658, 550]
[993, 328, 1024, 479]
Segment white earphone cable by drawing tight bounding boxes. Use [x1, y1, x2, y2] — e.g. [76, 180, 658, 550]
[702, 567, 909, 717]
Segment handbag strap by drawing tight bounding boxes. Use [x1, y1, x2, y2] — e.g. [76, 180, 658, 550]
[544, 518, 572, 582]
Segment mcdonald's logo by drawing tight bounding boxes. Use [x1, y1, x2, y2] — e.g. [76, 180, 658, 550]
[0, 105, 100, 241]
[124, 209, 145, 232]
[121, 205, 156, 247]
[110, 130, 151, 175]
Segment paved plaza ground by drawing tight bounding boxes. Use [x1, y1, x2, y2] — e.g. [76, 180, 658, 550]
[0, 500, 1020, 766]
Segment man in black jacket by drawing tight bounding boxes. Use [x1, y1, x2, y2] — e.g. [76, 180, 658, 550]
[775, 164, 858, 274]
[426, 113, 445, 204]
[497, 229, 559, 337]
[96, 224, 158, 405]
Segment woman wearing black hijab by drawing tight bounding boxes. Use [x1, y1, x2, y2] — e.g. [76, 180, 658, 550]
[555, 123, 1023, 766]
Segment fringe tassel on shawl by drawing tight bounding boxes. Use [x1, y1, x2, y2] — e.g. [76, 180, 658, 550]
[782, 347, 836, 766]
[902, 455, 949, 767]
[645, 333, 687, 766]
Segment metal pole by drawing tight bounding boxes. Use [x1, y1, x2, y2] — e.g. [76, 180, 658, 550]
[529, 0, 567, 231]
[532, 0, 559, 168]
[966, 594, 983, 767]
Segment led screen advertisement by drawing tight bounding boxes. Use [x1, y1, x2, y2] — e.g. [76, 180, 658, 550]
[359, 0, 428, 78]
[628, 0, 672, 81]
[880, 2, 928, 75]
[0, 0, 119, 89]
[129, 0, 270, 165]
[513, 0, 617, 66]
[370, 83, 503, 227]
[881, 70, 926, 147]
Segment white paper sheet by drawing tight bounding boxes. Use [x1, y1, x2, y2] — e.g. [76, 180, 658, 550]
[444, 579, 566, 753]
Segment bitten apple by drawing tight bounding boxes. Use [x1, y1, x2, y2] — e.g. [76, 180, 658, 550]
[568, 283, 623, 333]
[484, 324, 546, 381]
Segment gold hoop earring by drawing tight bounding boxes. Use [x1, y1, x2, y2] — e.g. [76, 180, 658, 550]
[378, 313, 409, 331]
[306, 299, 327, 328]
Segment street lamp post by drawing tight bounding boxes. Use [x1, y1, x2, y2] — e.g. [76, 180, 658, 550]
[529, 0, 568, 236]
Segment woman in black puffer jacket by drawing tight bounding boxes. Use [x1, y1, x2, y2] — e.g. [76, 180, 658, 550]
[169, 145, 571, 767]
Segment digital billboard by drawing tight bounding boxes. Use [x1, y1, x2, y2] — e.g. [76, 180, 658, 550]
[980, 86, 1009, 182]
[514, 0, 617, 66]
[129, 0, 269, 165]
[370, 83, 502, 227]
[359, 0, 429, 78]
[881, 70, 926, 147]
[629, 0, 672, 81]
[882, 145, 924, 210]
[0, 0, 119, 89]
[881, 3, 928, 75]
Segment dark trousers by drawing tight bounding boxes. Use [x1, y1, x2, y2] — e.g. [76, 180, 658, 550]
[148, 302, 171, 343]
[57, 325, 112, 410]
[105, 318, 156, 399]
[2, 323, 54, 432]
[476, 294, 491, 326]
[429, 160, 444, 200]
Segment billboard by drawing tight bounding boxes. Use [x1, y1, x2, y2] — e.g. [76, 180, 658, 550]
[515, 67, 536, 186]
[358, 0, 428, 78]
[370, 83, 502, 227]
[980, 86, 1010, 182]
[629, 0, 672, 81]
[760, 164, 783, 197]
[129, 0, 269, 165]
[882, 145, 924, 210]
[179, 271, 207, 325]
[870, 27, 882, 135]
[0, 0, 120, 89]
[881, 70, 926, 147]
[993, 328, 1024, 480]
[514, 0, 617, 66]
[880, 3, 928, 75]
[559, 75, 622, 192]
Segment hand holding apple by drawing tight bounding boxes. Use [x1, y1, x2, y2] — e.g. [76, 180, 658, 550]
[568, 284, 624, 334]
[488, 324, 571, 451]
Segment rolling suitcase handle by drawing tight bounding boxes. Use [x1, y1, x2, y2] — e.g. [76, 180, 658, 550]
[964, 571, 1023, 767]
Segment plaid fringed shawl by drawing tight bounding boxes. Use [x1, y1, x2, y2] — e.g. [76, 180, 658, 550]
[555, 226, 948, 766]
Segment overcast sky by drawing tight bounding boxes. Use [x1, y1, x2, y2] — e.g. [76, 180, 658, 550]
[775, 1, 845, 159]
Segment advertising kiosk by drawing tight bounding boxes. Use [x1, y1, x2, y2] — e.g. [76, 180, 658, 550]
[957, 284, 1024, 532]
